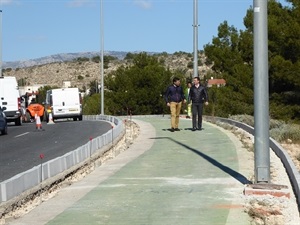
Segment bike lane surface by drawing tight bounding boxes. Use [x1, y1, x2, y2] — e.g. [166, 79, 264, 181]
[7, 117, 252, 225]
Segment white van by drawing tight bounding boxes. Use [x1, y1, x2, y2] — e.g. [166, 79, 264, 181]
[0, 76, 22, 126]
[44, 88, 83, 122]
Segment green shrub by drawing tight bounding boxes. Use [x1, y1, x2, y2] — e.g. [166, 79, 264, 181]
[229, 114, 300, 143]
[229, 114, 254, 127]
[4, 68, 12, 72]
[92, 56, 100, 63]
[269, 119, 285, 129]
[187, 61, 193, 69]
[270, 124, 300, 143]
[75, 57, 89, 62]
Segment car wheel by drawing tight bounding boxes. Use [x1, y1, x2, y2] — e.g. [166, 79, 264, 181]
[1, 126, 7, 135]
[25, 112, 31, 122]
[15, 117, 22, 126]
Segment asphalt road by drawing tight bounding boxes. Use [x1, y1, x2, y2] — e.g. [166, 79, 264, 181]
[0, 120, 112, 182]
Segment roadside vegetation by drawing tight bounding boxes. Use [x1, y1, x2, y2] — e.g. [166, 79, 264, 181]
[203, 0, 300, 123]
[80, 1, 300, 125]
[26, 1, 299, 132]
[229, 114, 300, 144]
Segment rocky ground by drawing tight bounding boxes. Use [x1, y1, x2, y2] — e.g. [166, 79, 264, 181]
[0, 119, 299, 224]
[228, 126, 300, 225]
[281, 143, 300, 171]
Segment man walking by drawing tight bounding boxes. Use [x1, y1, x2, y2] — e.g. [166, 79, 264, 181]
[164, 77, 186, 132]
[188, 77, 208, 131]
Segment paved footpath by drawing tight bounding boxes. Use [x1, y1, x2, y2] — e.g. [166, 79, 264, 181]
[7, 117, 253, 225]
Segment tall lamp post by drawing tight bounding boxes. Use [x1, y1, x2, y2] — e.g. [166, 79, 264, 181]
[100, 0, 104, 115]
[193, 0, 199, 78]
[253, 0, 270, 183]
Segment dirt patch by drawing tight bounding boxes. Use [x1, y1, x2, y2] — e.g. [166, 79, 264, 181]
[230, 127, 300, 225]
[281, 143, 300, 171]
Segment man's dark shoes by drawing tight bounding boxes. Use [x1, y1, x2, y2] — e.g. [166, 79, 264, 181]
[174, 128, 180, 131]
[170, 128, 175, 132]
[197, 128, 203, 131]
[192, 127, 197, 131]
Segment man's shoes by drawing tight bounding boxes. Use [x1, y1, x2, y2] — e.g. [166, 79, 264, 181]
[170, 128, 175, 132]
[174, 128, 180, 131]
[197, 128, 203, 131]
[192, 128, 197, 131]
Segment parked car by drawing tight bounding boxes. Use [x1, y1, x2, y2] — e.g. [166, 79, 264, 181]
[0, 107, 8, 135]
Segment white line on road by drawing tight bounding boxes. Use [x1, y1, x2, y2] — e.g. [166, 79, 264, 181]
[15, 132, 30, 138]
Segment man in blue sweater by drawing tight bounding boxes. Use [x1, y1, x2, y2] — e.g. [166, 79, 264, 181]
[164, 77, 186, 132]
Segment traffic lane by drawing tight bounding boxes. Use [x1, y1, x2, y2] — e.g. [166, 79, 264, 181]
[0, 120, 112, 182]
[1, 121, 34, 137]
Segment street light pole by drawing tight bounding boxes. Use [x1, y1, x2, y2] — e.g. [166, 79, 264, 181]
[193, 0, 199, 78]
[100, 0, 104, 115]
[253, 0, 270, 183]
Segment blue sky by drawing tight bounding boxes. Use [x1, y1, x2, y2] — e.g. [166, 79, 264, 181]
[1, 0, 288, 62]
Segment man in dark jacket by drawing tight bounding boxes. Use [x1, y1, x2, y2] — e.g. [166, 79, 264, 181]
[188, 77, 208, 131]
[164, 77, 186, 132]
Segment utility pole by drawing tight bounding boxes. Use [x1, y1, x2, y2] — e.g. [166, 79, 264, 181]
[100, 0, 104, 115]
[193, 0, 199, 78]
[253, 0, 270, 183]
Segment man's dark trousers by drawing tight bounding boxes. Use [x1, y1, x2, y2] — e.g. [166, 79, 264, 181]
[192, 103, 203, 129]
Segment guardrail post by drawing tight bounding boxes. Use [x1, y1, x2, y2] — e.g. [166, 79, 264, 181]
[39, 153, 44, 184]
[89, 137, 93, 158]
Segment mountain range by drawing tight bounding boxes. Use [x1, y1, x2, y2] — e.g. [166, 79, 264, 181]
[4, 50, 207, 90]
[2, 51, 133, 69]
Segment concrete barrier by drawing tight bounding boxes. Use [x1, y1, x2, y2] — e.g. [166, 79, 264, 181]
[0, 115, 123, 202]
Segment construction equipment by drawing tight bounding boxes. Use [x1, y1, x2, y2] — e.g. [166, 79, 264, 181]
[21, 92, 45, 122]
[26, 103, 45, 122]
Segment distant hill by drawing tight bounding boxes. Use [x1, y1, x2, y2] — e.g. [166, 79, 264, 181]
[2, 51, 131, 69]
[3, 51, 212, 90]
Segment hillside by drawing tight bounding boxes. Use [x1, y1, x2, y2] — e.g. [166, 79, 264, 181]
[3, 53, 213, 90]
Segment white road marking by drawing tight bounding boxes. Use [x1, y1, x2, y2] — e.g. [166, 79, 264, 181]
[15, 132, 30, 138]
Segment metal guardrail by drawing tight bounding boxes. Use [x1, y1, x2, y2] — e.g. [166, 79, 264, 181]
[0, 115, 124, 203]
[205, 116, 300, 207]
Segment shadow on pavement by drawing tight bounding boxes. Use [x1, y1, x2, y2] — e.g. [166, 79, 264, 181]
[152, 136, 252, 185]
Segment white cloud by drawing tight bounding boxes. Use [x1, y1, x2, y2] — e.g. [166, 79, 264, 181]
[133, 0, 153, 10]
[66, 0, 92, 8]
[1, 0, 15, 5]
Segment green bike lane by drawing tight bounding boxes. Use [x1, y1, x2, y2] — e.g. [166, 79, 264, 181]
[8, 117, 252, 225]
